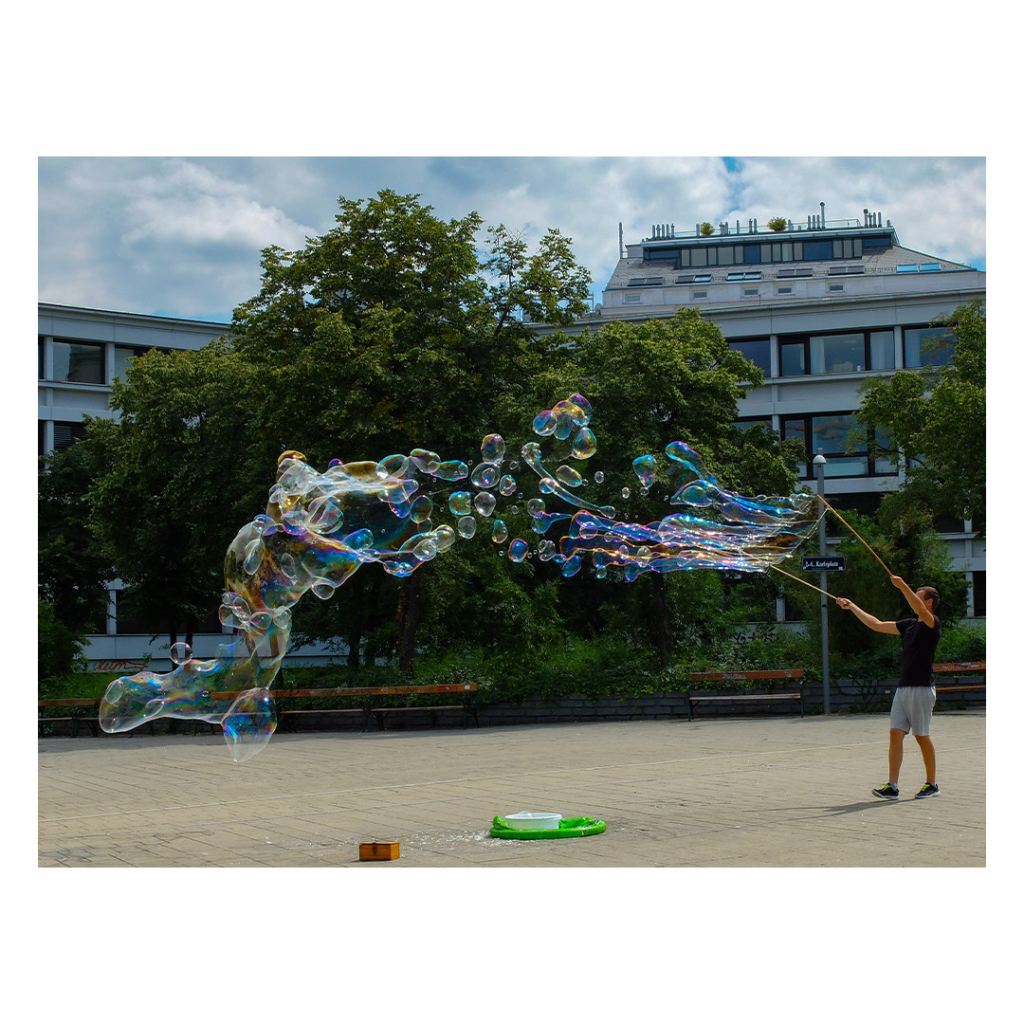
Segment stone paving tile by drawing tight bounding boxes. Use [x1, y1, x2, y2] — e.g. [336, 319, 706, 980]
[38, 713, 985, 868]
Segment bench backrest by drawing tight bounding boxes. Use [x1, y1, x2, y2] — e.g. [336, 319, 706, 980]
[933, 661, 985, 673]
[688, 669, 803, 683]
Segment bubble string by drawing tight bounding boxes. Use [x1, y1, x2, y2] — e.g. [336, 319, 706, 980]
[815, 493, 894, 576]
[99, 395, 819, 761]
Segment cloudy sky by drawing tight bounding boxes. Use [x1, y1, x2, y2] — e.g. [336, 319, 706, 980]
[38, 155, 986, 324]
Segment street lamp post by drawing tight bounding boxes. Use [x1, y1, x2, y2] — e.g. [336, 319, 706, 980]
[813, 449, 830, 714]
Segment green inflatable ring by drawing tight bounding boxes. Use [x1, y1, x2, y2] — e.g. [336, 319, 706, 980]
[490, 815, 607, 840]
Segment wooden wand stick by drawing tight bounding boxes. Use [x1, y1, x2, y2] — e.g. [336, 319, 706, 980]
[815, 493, 894, 577]
[769, 563, 839, 600]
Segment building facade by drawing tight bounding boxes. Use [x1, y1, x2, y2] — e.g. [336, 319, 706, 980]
[38, 303, 337, 668]
[571, 209, 986, 620]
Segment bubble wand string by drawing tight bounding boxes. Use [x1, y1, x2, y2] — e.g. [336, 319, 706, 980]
[769, 563, 839, 600]
[815, 493, 894, 577]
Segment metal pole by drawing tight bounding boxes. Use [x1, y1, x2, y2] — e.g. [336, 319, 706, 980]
[813, 449, 830, 713]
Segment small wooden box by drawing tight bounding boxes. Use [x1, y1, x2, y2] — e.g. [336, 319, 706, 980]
[359, 841, 400, 861]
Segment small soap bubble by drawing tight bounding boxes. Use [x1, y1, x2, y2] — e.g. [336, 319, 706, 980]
[594, 471, 605, 484]
[474, 491, 497, 517]
[491, 520, 508, 544]
[170, 643, 192, 665]
[457, 516, 477, 539]
[508, 539, 529, 563]
[621, 487, 631, 499]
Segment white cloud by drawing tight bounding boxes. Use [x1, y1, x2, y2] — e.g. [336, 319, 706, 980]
[38, 156, 986, 321]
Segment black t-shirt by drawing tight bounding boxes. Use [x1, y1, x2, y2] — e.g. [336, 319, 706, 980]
[896, 615, 941, 687]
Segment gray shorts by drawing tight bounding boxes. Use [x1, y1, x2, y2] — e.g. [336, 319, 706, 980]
[890, 685, 936, 736]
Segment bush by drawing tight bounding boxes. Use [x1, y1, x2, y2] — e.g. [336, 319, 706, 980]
[38, 600, 87, 685]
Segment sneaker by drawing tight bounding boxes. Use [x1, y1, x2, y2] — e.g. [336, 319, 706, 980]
[914, 783, 940, 799]
[872, 783, 900, 800]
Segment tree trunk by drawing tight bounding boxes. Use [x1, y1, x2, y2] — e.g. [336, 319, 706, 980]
[650, 574, 673, 668]
[396, 574, 422, 678]
[347, 571, 365, 671]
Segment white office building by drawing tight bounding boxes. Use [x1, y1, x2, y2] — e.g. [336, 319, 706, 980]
[575, 207, 985, 621]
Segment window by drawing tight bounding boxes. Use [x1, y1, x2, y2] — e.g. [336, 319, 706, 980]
[803, 240, 834, 260]
[781, 414, 896, 479]
[809, 333, 863, 373]
[780, 330, 894, 376]
[52, 340, 104, 384]
[869, 331, 895, 369]
[829, 284, 845, 292]
[729, 338, 771, 376]
[113, 345, 148, 383]
[52, 421, 88, 453]
[972, 571, 986, 617]
[904, 324, 954, 367]
[628, 276, 664, 287]
[777, 287, 793, 294]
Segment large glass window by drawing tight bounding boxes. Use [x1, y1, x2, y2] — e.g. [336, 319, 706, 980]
[781, 414, 897, 479]
[113, 346, 147, 383]
[869, 331, 895, 370]
[779, 340, 806, 376]
[809, 333, 865, 374]
[729, 338, 771, 376]
[904, 325, 954, 367]
[52, 340, 104, 384]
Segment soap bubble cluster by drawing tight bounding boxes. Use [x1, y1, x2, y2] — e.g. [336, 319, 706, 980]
[99, 394, 818, 761]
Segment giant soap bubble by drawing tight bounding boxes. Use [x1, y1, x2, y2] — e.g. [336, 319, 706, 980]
[99, 394, 818, 760]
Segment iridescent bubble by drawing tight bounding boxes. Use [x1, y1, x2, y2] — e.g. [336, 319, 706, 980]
[457, 516, 477, 539]
[594, 471, 605, 484]
[632, 455, 657, 488]
[621, 487, 631, 499]
[471, 464, 499, 489]
[491, 520, 508, 544]
[571, 427, 597, 460]
[410, 495, 434, 523]
[527, 498, 545, 517]
[474, 491, 496, 517]
[555, 465, 584, 488]
[480, 434, 506, 464]
[434, 460, 469, 481]
[376, 454, 410, 479]
[508, 539, 529, 563]
[499, 474, 517, 496]
[448, 491, 473, 516]
[170, 642, 192, 665]
[561, 554, 583, 577]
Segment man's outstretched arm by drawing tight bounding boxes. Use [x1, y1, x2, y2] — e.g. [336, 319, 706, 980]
[835, 597, 899, 634]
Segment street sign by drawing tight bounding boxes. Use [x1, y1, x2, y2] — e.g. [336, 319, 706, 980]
[802, 556, 846, 571]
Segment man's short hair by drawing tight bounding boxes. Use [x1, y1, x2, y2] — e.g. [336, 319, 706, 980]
[919, 586, 940, 610]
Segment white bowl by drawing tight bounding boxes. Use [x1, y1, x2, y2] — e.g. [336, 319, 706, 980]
[504, 811, 562, 831]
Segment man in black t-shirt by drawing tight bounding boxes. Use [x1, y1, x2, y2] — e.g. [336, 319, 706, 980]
[837, 576, 941, 801]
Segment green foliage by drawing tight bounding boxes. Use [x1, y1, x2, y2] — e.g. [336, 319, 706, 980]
[38, 600, 87, 683]
[700, 222, 715, 236]
[857, 301, 985, 525]
[767, 217, 788, 232]
[86, 344, 262, 644]
[39, 434, 117, 634]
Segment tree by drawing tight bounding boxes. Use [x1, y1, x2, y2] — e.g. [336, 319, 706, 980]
[228, 190, 593, 674]
[524, 308, 802, 665]
[87, 343, 263, 649]
[39, 435, 117, 635]
[856, 301, 985, 527]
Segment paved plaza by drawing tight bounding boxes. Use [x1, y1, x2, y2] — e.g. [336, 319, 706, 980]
[37, 711, 985, 868]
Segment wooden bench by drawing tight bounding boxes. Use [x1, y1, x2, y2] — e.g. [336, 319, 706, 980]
[686, 670, 805, 721]
[273, 684, 479, 732]
[38, 698, 101, 737]
[934, 661, 986, 696]
[39, 683, 480, 737]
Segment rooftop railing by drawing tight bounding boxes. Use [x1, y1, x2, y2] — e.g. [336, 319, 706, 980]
[644, 217, 879, 242]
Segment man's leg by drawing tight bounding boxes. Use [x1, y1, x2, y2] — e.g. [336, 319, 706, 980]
[888, 728, 907, 784]
[915, 735, 936, 785]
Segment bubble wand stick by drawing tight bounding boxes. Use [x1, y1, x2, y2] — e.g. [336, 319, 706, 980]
[769, 563, 839, 600]
[815, 494, 894, 577]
